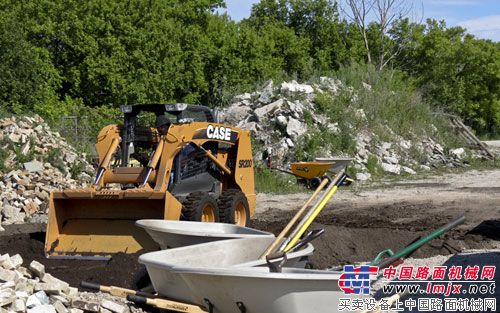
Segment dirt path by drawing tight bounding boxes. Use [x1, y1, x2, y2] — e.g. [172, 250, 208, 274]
[253, 169, 500, 268]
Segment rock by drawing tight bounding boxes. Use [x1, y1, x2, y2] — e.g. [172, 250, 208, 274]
[10, 254, 23, 268]
[63, 287, 78, 301]
[285, 118, 306, 140]
[402, 166, 416, 175]
[399, 140, 412, 150]
[100, 300, 127, 313]
[280, 81, 314, 94]
[233, 93, 252, 101]
[381, 163, 401, 174]
[1, 205, 21, 219]
[276, 115, 287, 128]
[29, 261, 45, 279]
[8, 133, 21, 143]
[23, 201, 39, 216]
[222, 104, 252, 125]
[258, 80, 274, 104]
[53, 301, 68, 313]
[50, 295, 69, 306]
[0, 268, 16, 282]
[355, 172, 371, 181]
[34, 283, 65, 295]
[69, 309, 84, 313]
[355, 109, 366, 120]
[71, 299, 100, 312]
[450, 147, 465, 159]
[40, 274, 69, 294]
[27, 291, 50, 308]
[383, 156, 399, 164]
[0, 289, 16, 306]
[10, 298, 26, 312]
[319, 77, 342, 93]
[254, 99, 283, 121]
[27, 304, 57, 313]
[362, 82, 372, 91]
[21, 142, 31, 155]
[24, 161, 45, 173]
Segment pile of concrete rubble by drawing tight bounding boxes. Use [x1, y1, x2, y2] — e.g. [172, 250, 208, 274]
[0, 254, 136, 313]
[0, 116, 93, 226]
[222, 78, 472, 181]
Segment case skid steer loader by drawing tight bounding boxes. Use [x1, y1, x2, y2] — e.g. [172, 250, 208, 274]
[45, 103, 256, 259]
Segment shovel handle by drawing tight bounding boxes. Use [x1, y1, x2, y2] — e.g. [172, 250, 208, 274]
[127, 295, 207, 313]
[80, 281, 101, 291]
[266, 251, 286, 261]
[127, 295, 147, 305]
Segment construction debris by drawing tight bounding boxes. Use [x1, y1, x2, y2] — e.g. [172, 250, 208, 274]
[222, 78, 478, 181]
[0, 115, 93, 226]
[0, 253, 136, 313]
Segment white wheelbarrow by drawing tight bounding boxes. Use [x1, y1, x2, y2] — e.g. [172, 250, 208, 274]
[136, 220, 274, 249]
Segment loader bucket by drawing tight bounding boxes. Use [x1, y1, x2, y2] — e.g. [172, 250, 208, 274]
[44, 190, 181, 259]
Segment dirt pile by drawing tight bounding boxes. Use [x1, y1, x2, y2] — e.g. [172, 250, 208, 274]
[251, 199, 500, 269]
[0, 116, 94, 226]
[0, 235, 143, 313]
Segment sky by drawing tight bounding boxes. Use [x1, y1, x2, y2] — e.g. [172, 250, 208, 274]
[222, 0, 500, 41]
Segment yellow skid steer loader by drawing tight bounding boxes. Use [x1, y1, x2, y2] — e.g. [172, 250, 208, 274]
[45, 104, 255, 258]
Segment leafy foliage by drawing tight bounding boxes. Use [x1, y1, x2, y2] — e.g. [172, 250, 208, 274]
[0, 0, 498, 138]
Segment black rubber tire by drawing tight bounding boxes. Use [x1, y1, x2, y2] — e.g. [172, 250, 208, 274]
[218, 189, 250, 226]
[181, 192, 219, 222]
[308, 177, 322, 190]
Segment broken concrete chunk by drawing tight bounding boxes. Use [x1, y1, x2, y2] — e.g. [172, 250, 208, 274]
[34, 283, 65, 295]
[71, 299, 100, 312]
[10, 298, 26, 312]
[17, 266, 32, 278]
[29, 260, 45, 279]
[0, 289, 16, 306]
[24, 161, 44, 173]
[10, 254, 23, 268]
[0, 280, 15, 289]
[63, 287, 78, 300]
[0, 268, 16, 282]
[26, 291, 50, 308]
[53, 300, 68, 313]
[41, 274, 70, 293]
[50, 295, 69, 305]
[15, 290, 30, 299]
[68, 309, 84, 313]
[100, 299, 127, 313]
[27, 304, 57, 313]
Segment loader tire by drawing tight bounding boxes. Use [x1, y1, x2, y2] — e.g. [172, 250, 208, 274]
[218, 189, 250, 226]
[182, 192, 219, 223]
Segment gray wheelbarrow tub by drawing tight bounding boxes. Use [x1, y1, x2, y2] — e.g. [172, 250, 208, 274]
[176, 266, 350, 313]
[136, 219, 274, 249]
[139, 236, 314, 303]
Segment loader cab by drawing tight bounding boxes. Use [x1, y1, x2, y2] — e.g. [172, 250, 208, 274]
[119, 103, 218, 167]
[117, 104, 221, 194]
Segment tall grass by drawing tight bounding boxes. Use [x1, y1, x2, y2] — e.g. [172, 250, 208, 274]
[254, 167, 305, 194]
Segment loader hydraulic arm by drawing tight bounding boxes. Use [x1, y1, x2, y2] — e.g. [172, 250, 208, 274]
[140, 139, 165, 187]
[93, 125, 120, 188]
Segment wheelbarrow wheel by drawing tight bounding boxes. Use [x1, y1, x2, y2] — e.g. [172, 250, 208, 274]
[218, 189, 250, 226]
[182, 192, 219, 223]
[308, 177, 322, 190]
